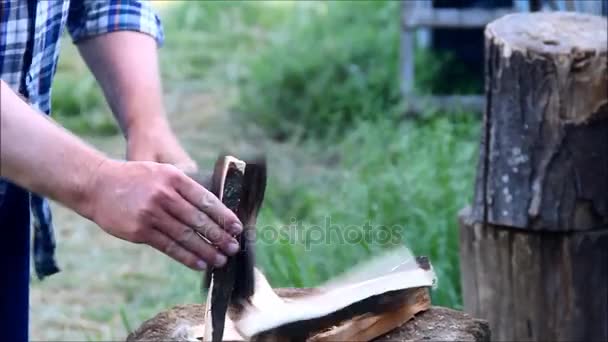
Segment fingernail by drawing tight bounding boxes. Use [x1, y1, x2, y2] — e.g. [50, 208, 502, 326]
[215, 254, 227, 267]
[196, 260, 207, 270]
[230, 222, 243, 235]
[226, 239, 240, 255]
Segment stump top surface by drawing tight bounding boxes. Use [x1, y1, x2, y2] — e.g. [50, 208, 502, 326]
[374, 306, 490, 342]
[487, 12, 607, 56]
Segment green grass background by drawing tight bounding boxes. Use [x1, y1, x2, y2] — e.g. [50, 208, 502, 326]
[49, 0, 481, 336]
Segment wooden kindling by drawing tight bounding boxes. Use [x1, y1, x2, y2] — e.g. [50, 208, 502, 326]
[459, 12, 608, 341]
[125, 154, 492, 342]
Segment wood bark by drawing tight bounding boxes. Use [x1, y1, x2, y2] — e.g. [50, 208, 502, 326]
[470, 12, 608, 232]
[461, 12, 608, 341]
[460, 207, 608, 341]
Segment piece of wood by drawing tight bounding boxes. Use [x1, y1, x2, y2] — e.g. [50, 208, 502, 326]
[459, 207, 608, 341]
[234, 249, 436, 341]
[126, 288, 313, 342]
[204, 156, 247, 342]
[470, 12, 608, 232]
[203, 156, 267, 342]
[125, 304, 490, 342]
[309, 287, 430, 342]
[125, 286, 429, 342]
[127, 247, 440, 342]
[126, 301, 491, 342]
[460, 12, 608, 341]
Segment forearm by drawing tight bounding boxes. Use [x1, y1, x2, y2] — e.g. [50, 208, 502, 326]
[76, 31, 169, 137]
[75, 30, 195, 171]
[0, 80, 106, 218]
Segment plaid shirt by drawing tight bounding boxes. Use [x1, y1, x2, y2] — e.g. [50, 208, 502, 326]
[0, 0, 164, 279]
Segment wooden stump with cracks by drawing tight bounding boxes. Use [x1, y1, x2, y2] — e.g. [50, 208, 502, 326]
[460, 12, 608, 341]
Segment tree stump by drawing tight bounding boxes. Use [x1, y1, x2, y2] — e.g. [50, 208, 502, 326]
[460, 12, 608, 341]
[126, 300, 490, 342]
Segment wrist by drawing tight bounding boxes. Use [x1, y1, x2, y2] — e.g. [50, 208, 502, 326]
[73, 156, 120, 221]
[123, 110, 170, 140]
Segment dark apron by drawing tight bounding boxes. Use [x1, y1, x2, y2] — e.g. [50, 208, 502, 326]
[0, 180, 31, 342]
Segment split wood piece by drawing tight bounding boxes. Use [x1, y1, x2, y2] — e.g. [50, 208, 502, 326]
[125, 304, 492, 342]
[203, 155, 267, 342]
[204, 156, 246, 342]
[127, 247, 437, 342]
[126, 287, 431, 342]
[234, 254, 435, 341]
[174, 157, 440, 341]
[308, 287, 430, 342]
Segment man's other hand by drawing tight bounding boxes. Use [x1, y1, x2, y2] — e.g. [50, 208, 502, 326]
[126, 120, 198, 174]
[86, 160, 243, 271]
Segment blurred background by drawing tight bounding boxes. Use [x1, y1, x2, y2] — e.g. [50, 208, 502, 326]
[30, 0, 605, 340]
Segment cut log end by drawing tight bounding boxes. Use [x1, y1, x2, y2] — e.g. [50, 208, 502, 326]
[485, 12, 607, 125]
[486, 12, 607, 57]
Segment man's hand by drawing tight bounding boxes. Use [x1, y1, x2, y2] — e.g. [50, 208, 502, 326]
[0, 80, 240, 271]
[76, 30, 199, 173]
[74, 31, 199, 170]
[88, 160, 242, 270]
[72, 29, 239, 269]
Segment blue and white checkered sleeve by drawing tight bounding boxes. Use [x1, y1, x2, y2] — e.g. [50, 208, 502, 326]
[66, 0, 164, 47]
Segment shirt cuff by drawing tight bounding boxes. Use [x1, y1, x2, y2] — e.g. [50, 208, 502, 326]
[67, 1, 165, 47]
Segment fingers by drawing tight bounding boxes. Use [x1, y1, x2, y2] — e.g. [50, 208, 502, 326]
[174, 175, 243, 235]
[145, 228, 208, 271]
[151, 209, 230, 268]
[163, 197, 240, 256]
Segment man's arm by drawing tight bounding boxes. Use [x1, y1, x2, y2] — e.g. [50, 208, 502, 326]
[1, 80, 106, 214]
[75, 31, 197, 170]
[66, 0, 195, 171]
[0, 80, 241, 270]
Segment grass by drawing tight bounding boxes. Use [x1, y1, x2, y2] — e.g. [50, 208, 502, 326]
[253, 114, 480, 307]
[235, 1, 404, 140]
[42, 1, 482, 338]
